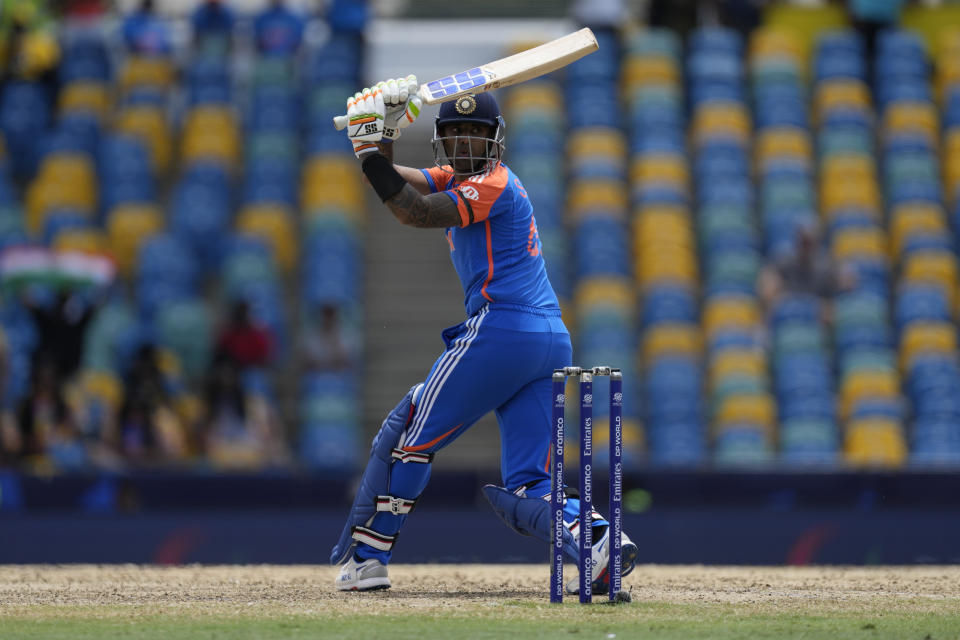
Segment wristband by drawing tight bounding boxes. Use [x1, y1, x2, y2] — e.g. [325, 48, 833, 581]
[362, 152, 407, 202]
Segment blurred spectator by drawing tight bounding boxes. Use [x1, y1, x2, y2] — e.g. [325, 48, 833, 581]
[191, 0, 235, 54]
[14, 355, 82, 471]
[302, 303, 352, 372]
[22, 289, 99, 383]
[325, 0, 368, 36]
[60, 0, 109, 49]
[215, 300, 273, 369]
[117, 345, 191, 465]
[253, 0, 305, 57]
[122, 0, 173, 57]
[0, 329, 20, 468]
[0, 0, 60, 86]
[202, 354, 287, 470]
[757, 220, 856, 324]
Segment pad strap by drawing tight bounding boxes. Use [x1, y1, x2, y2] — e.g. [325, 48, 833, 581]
[362, 152, 408, 202]
[376, 495, 417, 515]
[392, 448, 433, 464]
[351, 526, 398, 552]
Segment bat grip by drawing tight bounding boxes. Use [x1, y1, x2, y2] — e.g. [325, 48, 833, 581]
[332, 114, 349, 131]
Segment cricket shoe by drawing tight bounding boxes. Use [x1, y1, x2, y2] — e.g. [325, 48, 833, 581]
[564, 525, 639, 596]
[335, 555, 391, 592]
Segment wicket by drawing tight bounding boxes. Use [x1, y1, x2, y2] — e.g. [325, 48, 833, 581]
[550, 366, 623, 604]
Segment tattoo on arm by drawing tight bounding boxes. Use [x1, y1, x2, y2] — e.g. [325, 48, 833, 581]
[385, 184, 463, 228]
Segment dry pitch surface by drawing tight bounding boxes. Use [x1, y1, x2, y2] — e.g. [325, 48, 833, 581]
[3, 564, 960, 609]
[2, 565, 960, 638]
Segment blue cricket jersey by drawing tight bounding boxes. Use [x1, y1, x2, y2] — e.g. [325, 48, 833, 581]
[421, 163, 561, 317]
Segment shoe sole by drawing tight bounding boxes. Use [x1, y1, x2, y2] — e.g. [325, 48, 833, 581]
[338, 578, 391, 592]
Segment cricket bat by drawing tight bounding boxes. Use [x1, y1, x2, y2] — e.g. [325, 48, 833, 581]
[332, 27, 598, 130]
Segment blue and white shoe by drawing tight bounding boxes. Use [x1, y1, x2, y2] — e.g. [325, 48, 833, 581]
[565, 526, 639, 596]
[335, 555, 391, 592]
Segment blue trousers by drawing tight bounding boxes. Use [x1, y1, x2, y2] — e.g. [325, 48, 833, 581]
[357, 304, 572, 563]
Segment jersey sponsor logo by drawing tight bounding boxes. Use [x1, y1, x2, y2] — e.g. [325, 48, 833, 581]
[460, 185, 480, 200]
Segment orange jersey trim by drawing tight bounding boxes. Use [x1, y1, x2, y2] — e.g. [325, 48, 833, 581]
[480, 219, 494, 302]
[401, 424, 462, 452]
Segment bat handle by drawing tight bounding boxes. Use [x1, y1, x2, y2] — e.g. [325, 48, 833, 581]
[332, 114, 349, 131]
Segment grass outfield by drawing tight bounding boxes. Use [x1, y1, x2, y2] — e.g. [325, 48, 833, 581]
[2, 565, 959, 639]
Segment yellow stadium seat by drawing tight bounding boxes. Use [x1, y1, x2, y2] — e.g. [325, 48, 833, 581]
[505, 84, 563, 112]
[900, 322, 958, 371]
[25, 185, 94, 236]
[637, 258, 698, 289]
[819, 177, 881, 214]
[702, 296, 761, 338]
[567, 181, 628, 218]
[831, 227, 887, 262]
[946, 129, 960, 154]
[902, 3, 960, 60]
[302, 154, 366, 212]
[901, 252, 958, 304]
[59, 81, 111, 120]
[814, 80, 871, 119]
[630, 154, 689, 188]
[119, 56, 174, 93]
[844, 418, 907, 467]
[883, 102, 938, 142]
[634, 205, 692, 232]
[839, 369, 900, 420]
[568, 127, 627, 158]
[755, 127, 812, 166]
[184, 105, 236, 129]
[181, 107, 239, 168]
[642, 324, 702, 363]
[821, 154, 876, 180]
[750, 27, 806, 66]
[621, 55, 679, 88]
[889, 203, 947, 259]
[52, 229, 108, 254]
[765, 2, 849, 44]
[708, 348, 767, 388]
[182, 132, 238, 169]
[573, 277, 634, 312]
[715, 392, 776, 430]
[937, 26, 960, 58]
[936, 56, 960, 105]
[106, 204, 164, 278]
[236, 203, 298, 273]
[115, 106, 172, 174]
[25, 152, 98, 234]
[691, 102, 751, 144]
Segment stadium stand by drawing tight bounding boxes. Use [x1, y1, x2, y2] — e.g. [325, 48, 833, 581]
[4, 2, 960, 475]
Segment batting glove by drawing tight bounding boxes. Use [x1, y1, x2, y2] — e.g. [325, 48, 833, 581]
[347, 86, 386, 157]
[378, 75, 422, 141]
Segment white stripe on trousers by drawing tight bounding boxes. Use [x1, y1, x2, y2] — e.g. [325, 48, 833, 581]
[401, 306, 488, 448]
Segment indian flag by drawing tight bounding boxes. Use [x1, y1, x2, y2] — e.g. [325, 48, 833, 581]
[0, 246, 116, 293]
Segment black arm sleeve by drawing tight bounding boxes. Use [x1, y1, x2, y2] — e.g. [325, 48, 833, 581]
[361, 152, 408, 202]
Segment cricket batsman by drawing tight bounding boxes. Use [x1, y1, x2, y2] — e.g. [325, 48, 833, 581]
[330, 76, 638, 594]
